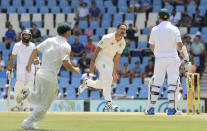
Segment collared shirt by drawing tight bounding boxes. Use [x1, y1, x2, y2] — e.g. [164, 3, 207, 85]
[37, 35, 71, 78]
[12, 41, 35, 81]
[97, 32, 126, 62]
[5, 30, 16, 40]
[149, 21, 182, 58]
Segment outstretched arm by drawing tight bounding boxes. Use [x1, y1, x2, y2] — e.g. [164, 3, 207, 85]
[113, 53, 121, 82]
[26, 48, 39, 72]
[89, 47, 102, 73]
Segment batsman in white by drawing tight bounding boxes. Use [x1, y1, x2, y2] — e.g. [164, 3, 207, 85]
[78, 23, 126, 111]
[17, 23, 80, 130]
[145, 8, 191, 115]
[8, 29, 39, 111]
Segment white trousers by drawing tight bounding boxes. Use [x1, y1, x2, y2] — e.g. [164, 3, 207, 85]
[153, 57, 181, 86]
[87, 59, 113, 101]
[14, 80, 34, 110]
[25, 71, 58, 124]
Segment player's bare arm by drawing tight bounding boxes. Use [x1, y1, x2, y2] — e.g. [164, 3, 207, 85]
[26, 48, 39, 72]
[89, 46, 102, 73]
[63, 60, 80, 74]
[150, 44, 155, 53]
[9, 54, 15, 70]
[113, 53, 121, 82]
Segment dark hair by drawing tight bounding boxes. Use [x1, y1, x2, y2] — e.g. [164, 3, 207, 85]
[117, 23, 127, 29]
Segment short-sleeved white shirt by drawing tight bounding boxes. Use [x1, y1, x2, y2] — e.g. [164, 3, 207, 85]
[96, 32, 126, 63]
[12, 41, 35, 81]
[149, 21, 182, 58]
[37, 35, 71, 81]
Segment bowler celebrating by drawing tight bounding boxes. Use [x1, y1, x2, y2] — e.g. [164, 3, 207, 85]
[78, 23, 126, 111]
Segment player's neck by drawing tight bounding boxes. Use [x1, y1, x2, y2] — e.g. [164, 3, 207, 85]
[115, 32, 122, 41]
[23, 42, 29, 46]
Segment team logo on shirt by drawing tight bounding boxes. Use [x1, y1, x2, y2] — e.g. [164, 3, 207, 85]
[65, 51, 69, 55]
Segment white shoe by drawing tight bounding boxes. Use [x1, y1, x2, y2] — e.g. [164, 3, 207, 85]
[175, 110, 183, 115]
[104, 101, 118, 111]
[16, 88, 30, 104]
[78, 78, 88, 94]
[21, 120, 39, 130]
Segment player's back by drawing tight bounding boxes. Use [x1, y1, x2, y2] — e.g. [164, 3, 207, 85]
[37, 36, 71, 76]
[150, 21, 181, 58]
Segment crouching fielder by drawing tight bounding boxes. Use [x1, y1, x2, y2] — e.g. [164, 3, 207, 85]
[78, 23, 126, 111]
[8, 29, 39, 111]
[17, 23, 80, 130]
[145, 8, 191, 115]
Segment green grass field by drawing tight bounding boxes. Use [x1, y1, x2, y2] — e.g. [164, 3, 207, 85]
[0, 112, 207, 131]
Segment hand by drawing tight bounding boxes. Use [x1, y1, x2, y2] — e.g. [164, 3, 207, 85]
[74, 67, 80, 75]
[26, 65, 31, 72]
[112, 73, 118, 82]
[184, 60, 191, 72]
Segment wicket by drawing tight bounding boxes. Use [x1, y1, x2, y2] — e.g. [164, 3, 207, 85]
[186, 73, 200, 115]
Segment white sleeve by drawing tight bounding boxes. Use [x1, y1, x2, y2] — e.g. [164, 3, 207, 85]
[149, 29, 155, 44]
[12, 44, 18, 55]
[117, 40, 126, 54]
[176, 28, 182, 43]
[37, 40, 48, 52]
[60, 45, 71, 61]
[97, 36, 108, 49]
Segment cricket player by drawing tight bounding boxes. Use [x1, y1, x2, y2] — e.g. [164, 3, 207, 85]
[78, 23, 126, 110]
[145, 8, 191, 115]
[8, 29, 39, 111]
[17, 23, 80, 130]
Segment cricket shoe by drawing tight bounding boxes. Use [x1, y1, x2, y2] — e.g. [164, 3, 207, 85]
[167, 108, 182, 115]
[78, 78, 88, 94]
[21, 120, 39, 130]
[104, 101, 118, 111]
[16, 87, 30, 104]
[144, 108, 155, 115]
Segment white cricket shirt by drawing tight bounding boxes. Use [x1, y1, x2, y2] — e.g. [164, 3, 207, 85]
[149, 21, 182, 58]
[37, 35, 71, 81]
[96, 32, 126, 63]
[12, 41, 36, 81]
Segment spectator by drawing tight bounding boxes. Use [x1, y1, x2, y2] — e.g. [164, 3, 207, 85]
[71, 37, 85, 57]
[192, 10, 203, 27]
[120, 63, 131, 78]
[163, 0, 172, 6]
[70, 53, 78, 66]
[89, 1, 101, 22]
[16, 26, 25, 41]
[191, 35, 205, 68]
[5, 24, 16, 49]
[140, 0, 152, 12]
[30, 23, 42, 42]
[0, 54, 5, 71]
[75, 2, 89, 21]
[78, 54, 90, 73]
[144, 60, 154, 77]
[178, 11, 192, 27]
[174, 0, 185, 5]
[132, 61, 143, 78]
[85, 46, 93, 59]
[202, 12, 207, 26]
[72, 22, 83, 36]
[85, 37, 95, 52]
[126, 24, 137, 42]
[170, 10, 180, 26]
[182, 34, 192, 53]
[84, 28, 93, 36]
[128, 0, 140, 13]
[191, 35, 205, 56]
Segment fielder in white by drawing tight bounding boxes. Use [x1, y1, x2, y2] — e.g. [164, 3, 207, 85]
[8, 29, 39, 111]
[145, 8, 191, 115]
[78, 23, 126, 110]
[17, 23, 80, 130]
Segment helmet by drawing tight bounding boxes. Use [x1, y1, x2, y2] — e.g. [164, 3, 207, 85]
[21, 29, 32, 43]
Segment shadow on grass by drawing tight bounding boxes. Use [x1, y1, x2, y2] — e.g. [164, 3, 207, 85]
[16, 129, 52, 131]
